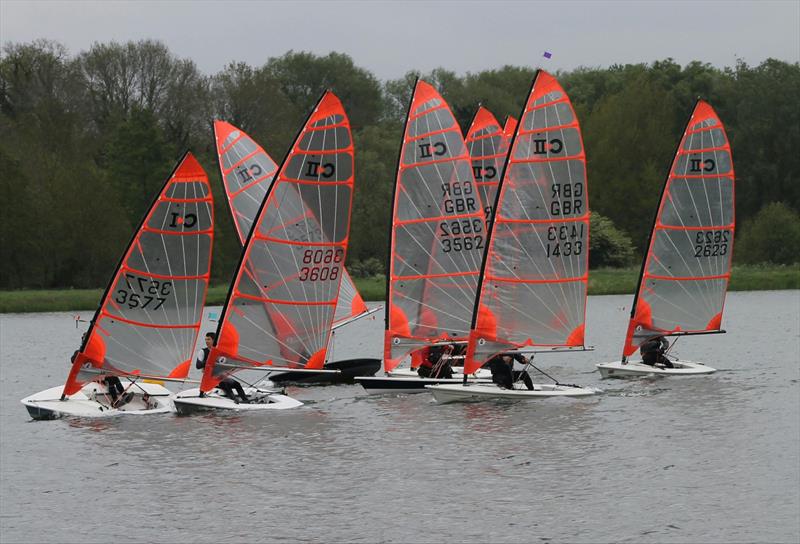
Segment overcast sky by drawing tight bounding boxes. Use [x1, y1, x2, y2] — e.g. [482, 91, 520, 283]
[1, 0, 798, 80]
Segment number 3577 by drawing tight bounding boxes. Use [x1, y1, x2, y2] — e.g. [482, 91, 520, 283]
[115, 274, 171, 309]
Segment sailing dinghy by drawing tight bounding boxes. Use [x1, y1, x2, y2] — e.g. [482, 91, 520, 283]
[355, 80, 493, 394]
[427, 70, 598, 403]
[21, 153, 214, 419]
[174, 91, 356, 414]
[212, 120, 380, 384]
[596, 100, 733, 378]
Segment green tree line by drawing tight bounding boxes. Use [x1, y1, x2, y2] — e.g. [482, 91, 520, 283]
[1, 39, 798, 289]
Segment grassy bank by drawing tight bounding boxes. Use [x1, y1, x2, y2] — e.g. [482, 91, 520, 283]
[2, 265, 797, 314]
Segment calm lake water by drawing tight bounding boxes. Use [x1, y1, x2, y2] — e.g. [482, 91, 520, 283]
[1, 292, 798, 543]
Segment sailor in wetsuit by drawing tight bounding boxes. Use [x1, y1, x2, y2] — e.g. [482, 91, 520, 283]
[103, 376, 129, 406]
[485, 353, 534, 390]
[196, 332, 249, 403]
[640, 336, 674, 368]
[71, 332, 131, 407]
[417, 344, 455, 379]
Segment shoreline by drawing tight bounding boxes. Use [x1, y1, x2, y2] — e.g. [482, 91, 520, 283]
[1, 265, 797, 314]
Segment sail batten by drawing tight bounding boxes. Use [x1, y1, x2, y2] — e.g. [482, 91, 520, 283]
[623, 100, 735, 357]
[465, 71, 590, 374]
[63, 152, 214, 395]
[203, 92, 356, 391]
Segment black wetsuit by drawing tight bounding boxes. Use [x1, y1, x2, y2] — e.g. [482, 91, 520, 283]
[417, 345, 454, 379]
[640, 337, 673, 368]
[485, 353, 534, 390]
[196, 347, 249, 403]
[103, 376, 125, 403]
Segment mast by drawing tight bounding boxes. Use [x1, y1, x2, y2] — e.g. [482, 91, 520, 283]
[384, 77, 418, 332]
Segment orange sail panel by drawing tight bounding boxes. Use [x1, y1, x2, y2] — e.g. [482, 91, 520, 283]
[202, 91, 355, 392]
[503, 116, 518, 140]
[465, 70, 590, 374]
[622, 100, 735, 357]
[465, 107, 514, 223]
[64, 153, 214, 395]
[384, 80, 487, 371]
[213, 120, 367, 326]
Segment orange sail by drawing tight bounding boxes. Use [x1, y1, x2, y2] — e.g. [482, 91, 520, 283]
[64, 153, 214, 395]
[213, 121, 367, 325]
[384, 80, 487, 371]
[465, 107, 514, 223]
[465, 70, 590, 374]
[201, 91, 355, 392]
[622, 100, 735, 357]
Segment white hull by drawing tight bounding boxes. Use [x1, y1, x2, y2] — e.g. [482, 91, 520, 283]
[21, 382, 173, 420]
[172, 387, 302, 415]
[426, 382, 599, 404]
[595, 360, 716, 378]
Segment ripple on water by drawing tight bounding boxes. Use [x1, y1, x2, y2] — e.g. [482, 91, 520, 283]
[1, 293, 799, 543]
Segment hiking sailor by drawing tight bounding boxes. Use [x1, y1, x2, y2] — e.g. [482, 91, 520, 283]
[485, 353, 535, 390]
[70, 333, 131, 407]
[417, 343, 455, 379]
[640, 336, 674, 368]
[196, 332, 250, 403]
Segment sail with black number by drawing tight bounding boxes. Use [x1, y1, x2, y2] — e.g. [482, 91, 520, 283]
[384, 80, 487, 371]
[465, 70, 590, 374]
[465, 107, 514, 222]
[64, 153, 214, 395]
[213, 121, 368, 326]
[622, 100, 735, 357]
[201, 91, 355, 392]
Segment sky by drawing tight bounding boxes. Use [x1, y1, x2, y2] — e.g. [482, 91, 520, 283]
[1, 0, 798, 80]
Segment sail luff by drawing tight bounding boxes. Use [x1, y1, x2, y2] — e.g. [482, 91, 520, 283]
[465, 70, 590, 374]
[622, 100, 735, 357]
